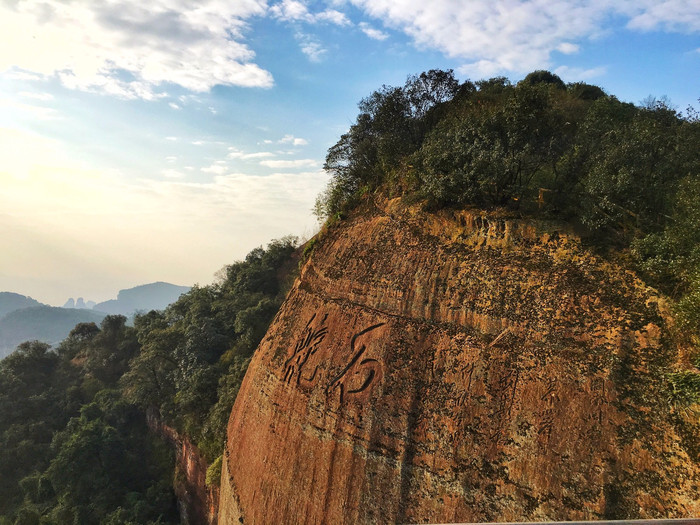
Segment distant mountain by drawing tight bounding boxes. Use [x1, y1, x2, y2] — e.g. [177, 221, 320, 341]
[0, 282, 190, 359]
[0, 306, 106, 359]
[63, 297, 96, 309]
[92, 282, 190, 316]
[0, 292, 44, 318]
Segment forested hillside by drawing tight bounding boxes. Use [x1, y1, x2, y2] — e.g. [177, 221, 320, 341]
[0, 237, 298, 524]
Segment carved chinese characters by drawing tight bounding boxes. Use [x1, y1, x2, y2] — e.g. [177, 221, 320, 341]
[283, 313, 329, 388]
[282, 314, 386, 405]
[327, 323, 385, 403]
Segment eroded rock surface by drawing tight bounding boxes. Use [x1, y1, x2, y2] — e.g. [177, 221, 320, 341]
[220, 199, 699, 524]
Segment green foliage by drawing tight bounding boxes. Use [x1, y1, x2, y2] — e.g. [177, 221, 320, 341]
[121, 237, 298, 460]
[418, 81, 571, 208]
[319, 69, 697, 235]
[0, 326, 177, 523]
[522, 70, 566, 90]
[319, 69, 460, 219]
[45, 390, 176, 525]
[205, 455, 223, 487]
[0, 341, 77, 517]
[567, 81, 606, 101]
[197, 355, 251, 460]
[574, 97, 685, 232]
[668, 371, 700, 408]
[83, 316, 140, 385]
[301, 237, 318, 264]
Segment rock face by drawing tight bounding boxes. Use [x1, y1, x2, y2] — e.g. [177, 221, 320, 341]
[220, 199, 700, 524]
[148, 411, 219, 525]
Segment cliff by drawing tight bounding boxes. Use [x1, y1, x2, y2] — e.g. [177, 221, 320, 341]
[148, 412, 219, 525]
[219, 197, 700, 523]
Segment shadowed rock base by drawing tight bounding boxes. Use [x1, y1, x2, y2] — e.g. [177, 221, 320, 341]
[219, 199, 700, 524]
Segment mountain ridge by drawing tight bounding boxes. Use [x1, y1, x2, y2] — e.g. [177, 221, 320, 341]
[92, 281, 190, 316]
[0, 282, 191, 359]
[0, 292, 44, 318]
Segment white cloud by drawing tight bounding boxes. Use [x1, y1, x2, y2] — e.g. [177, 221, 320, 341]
[0, 94, 59, 121]
[4, 68, 44, 81]
[18, 91, 54, 101]
[161, 168, 186, 179]
[556, 42, 580, 55]
[315, 9, 351, 25]
[270, 1, 350, 25]
[458, 60, 504, 79]
[201, 162, 229, 174]
[296, 32, 327, 62]
[169, 102, 181, 110]
[227, 147, 277, 160]
[260, 159, 319, 168]
[279, 134, 308, 146]
[624, 0, 700, 32]
[359, 22, 389, 40]
[0, 1, 274, 99]
[349, 0, 700, 75]
[554, 65, 608, 81]
[270, 0, 312, 21]
[244, 151, 277, 159]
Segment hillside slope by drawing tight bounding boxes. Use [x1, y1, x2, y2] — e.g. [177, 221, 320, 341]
[220, 197, 699, 523]
[0, 306, 106, 358]
[93, 282, 190, 316]
[0, 292, 43, 318]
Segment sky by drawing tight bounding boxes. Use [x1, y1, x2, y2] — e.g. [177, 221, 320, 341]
[0, 0, 699, 306]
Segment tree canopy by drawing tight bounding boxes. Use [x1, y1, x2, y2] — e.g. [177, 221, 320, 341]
[0, 237, 299, 524]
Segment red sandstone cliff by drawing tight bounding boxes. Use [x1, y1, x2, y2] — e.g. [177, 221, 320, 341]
[219, 198, 700, 524]
[148, 412, 219, 525]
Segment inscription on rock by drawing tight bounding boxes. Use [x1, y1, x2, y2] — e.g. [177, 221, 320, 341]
[282, 314, 386, 404]
[326, 323, 385, 404]
[283, 313, 329, 388]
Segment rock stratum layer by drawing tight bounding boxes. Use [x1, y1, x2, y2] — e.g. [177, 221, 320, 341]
[220, 199, 699, 524]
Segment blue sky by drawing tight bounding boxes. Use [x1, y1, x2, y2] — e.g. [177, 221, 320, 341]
[0, 0, 698, 305]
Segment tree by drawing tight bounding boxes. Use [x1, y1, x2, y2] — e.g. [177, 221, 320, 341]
[522, 70, 566, 90]
[84, 316, 140, 385]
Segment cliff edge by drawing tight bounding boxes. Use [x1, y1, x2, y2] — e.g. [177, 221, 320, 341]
[219, 198, 699, 523]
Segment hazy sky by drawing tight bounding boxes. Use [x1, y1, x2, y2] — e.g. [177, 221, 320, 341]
[1, 0, 699, 305]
